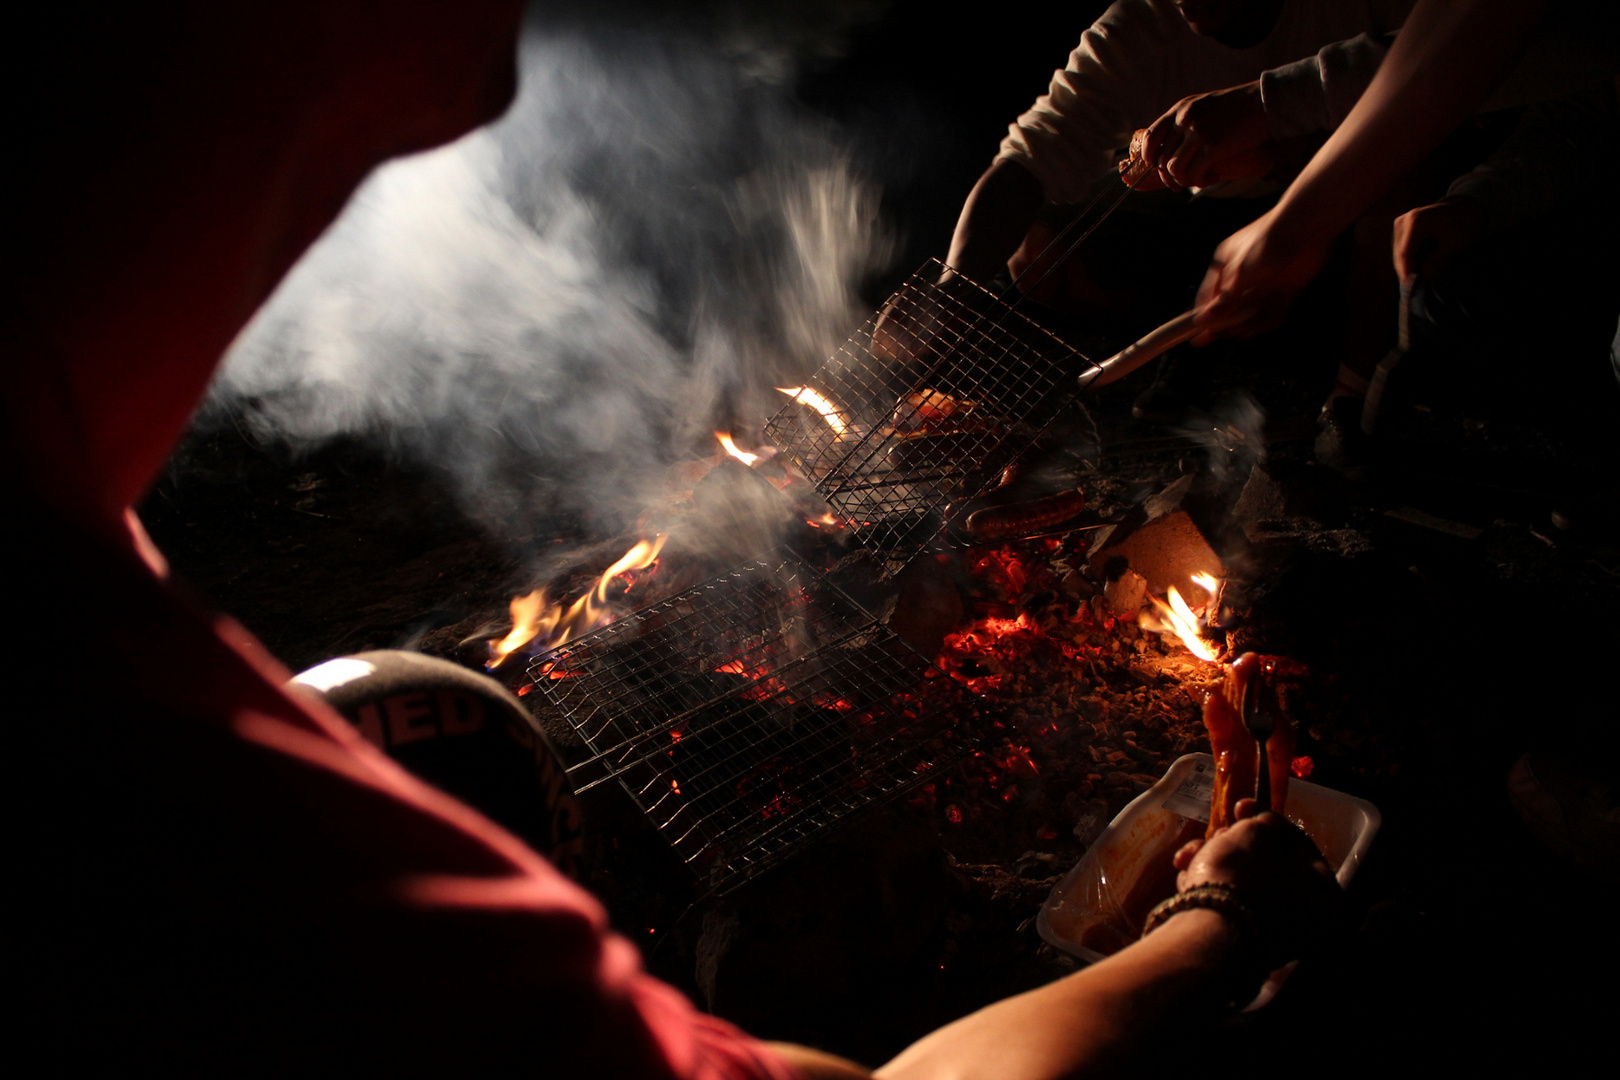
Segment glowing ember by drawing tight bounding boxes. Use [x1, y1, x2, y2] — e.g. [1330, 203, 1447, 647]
[715, 431, 758, 466]
[488, 535, 667, 668]
[1139, 578, 1220, 662]
[776, 386, 849, 437]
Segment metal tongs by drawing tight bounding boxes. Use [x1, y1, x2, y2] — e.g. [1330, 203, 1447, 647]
[1075, 309, 1199, 391]
[994, 127, 1207, 396]
[1239, 660, 1278, 813]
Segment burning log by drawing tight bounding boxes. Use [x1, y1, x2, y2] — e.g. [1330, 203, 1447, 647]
[487, 535, 667, 669]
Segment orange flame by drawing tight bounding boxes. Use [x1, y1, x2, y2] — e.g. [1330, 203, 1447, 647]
[1139, 575, 1220, 661]
[776, 386, 849, 437]
[488, 535, 667, 668]
[715, 432, 758, 466]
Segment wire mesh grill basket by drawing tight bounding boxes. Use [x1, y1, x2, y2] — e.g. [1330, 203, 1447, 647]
[530, 551, 988, 895]
[764, 259, 1090, 564]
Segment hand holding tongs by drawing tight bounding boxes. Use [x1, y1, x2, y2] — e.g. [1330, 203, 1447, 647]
[1239, 663, 1277, 813]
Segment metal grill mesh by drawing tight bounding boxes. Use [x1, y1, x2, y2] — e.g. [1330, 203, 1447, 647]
[532, 552, 986, 895]
[764, 259, 1088, 562]
[522, 263, 1084, 894]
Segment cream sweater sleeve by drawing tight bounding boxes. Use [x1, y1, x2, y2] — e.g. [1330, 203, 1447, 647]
[994, 0, 1175, 204]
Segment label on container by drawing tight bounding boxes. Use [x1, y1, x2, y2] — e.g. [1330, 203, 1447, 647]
[1162, 758, 1214, 823]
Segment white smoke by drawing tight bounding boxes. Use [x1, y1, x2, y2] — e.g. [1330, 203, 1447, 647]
[212, 16, 894, 537]
[1177, 391, 1269, 488]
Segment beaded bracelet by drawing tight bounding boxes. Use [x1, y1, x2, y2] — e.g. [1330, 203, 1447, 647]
[1140, 882, 1258, 941]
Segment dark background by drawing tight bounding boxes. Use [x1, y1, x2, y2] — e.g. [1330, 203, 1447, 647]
[138, 1, 1620, 1073]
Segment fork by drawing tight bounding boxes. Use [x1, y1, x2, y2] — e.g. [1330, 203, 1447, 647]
[1240, 664, 1276, 813]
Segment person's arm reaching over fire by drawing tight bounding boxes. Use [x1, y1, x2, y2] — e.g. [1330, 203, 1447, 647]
[942, 159, 1048, 289]
[1190, 0, 1553, 343]
[866, 801, 1341, 1080]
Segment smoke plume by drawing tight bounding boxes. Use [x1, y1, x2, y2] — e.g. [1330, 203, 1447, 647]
[211, 10, 894, 539]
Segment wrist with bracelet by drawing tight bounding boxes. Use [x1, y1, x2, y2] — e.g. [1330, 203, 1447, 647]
[1140, 882, 1258, 941]
[1142, 882, 1277, 1008]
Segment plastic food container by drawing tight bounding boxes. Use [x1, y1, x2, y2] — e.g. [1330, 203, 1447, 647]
[1038, 753, 1380, 1008]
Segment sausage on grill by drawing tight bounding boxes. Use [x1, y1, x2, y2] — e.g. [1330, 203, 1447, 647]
[965, 488, 1084, 540]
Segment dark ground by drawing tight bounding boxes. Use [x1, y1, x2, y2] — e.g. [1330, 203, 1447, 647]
[140, 3, 1620, 1074]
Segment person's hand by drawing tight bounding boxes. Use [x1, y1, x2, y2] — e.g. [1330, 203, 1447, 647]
[1171, 799, 1343, 965]
[1193, 207, 1330, 343]
[1392, 196, 1487, 287]
[1138, 82, 1273, 192]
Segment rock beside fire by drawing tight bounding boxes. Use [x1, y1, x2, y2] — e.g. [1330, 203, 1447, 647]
[1229, 463, 1343, 544]
[1143, 473, 1195, 520]
[1102, 568, 1147, 617]
[1090, 509, 1224, 598]
[1231, 464, 1288, 537]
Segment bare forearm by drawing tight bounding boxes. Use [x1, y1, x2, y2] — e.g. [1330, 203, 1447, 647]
[876, 910, 1252, 1080]
[1270, 0, 1550, 250]
[944, 158, 1045, 285]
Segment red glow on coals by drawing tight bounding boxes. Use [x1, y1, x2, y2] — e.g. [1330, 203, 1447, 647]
[972, 546, 1033, 597]
[714, 660, 790, 701]
[994, 744, 1040, 777]
[534, 659, 580, 681]
[939, 608, 1047, 694]
[713, 658, 851, 716]
[619, 559, 659, 594]
[757, 793, 799, 819]
[515, 660, 584, 692]
[939, 543, 1145, 698]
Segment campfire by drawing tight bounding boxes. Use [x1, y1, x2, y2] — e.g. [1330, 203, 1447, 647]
[478, 261, 1295, 899]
